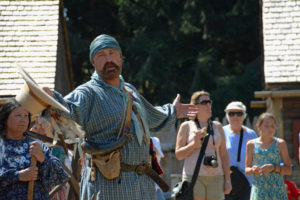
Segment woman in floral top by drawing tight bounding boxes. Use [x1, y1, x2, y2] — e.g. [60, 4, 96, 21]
[0, 99, 70, 200]
[245, 113, 292, 200]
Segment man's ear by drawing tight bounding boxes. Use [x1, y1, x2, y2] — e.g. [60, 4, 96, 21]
[256, 123, 260, 131]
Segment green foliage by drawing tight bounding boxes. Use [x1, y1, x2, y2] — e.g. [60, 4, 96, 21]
[64, 0, 262, 119]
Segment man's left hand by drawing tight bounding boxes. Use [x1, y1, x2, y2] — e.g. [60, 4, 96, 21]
[173, 94, 199, 118]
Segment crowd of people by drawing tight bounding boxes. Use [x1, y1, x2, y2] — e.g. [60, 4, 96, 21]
[0, 34, 299, 200]
[174, 92, 298, 200]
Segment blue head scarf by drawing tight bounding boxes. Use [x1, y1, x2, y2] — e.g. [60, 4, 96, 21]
[89, 34, 122, 62]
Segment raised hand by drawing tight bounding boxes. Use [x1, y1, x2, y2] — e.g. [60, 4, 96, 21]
[191, 128, 207, 149]
[172, 94, 199, 118]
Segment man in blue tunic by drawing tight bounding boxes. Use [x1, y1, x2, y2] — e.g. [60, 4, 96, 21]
[43, 34, 198, 200]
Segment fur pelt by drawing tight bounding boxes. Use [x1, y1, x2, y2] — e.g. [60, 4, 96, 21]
[39, 111, 85, 140]
[50, 113, 85, 139]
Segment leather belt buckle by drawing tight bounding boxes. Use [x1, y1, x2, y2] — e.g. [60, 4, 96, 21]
[135, 163, 147, 175]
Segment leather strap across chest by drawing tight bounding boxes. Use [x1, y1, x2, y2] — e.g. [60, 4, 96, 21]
[117, 87, 133, 138]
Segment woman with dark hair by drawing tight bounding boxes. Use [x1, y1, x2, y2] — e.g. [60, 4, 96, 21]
[0, 99, 70, 200]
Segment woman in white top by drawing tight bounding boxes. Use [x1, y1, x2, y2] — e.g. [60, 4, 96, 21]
[175, 91, 231, 200]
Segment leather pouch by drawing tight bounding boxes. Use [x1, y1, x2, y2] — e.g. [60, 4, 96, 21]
[92, 151, 121, 180]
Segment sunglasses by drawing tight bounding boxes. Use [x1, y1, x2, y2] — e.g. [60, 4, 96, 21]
[228, 111, 244, 117]
[196, 100, 213, 105]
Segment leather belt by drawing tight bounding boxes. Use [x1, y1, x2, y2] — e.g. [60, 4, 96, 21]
[121, 162, 169, 192]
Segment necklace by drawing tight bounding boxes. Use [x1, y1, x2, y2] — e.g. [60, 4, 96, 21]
[258, 138, 274, 151]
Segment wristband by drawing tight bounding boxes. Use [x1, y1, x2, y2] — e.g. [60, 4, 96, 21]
[250, 167, 254, 174]
[274, 165, 279, 173]
[225, 180, 230, 184]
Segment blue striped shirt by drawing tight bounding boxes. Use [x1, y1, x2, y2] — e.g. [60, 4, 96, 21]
[53, 72, 177, 200]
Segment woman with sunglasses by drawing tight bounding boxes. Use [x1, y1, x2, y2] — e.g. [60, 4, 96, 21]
[223, 101, 257, 200]
[175, 90, 231, 200]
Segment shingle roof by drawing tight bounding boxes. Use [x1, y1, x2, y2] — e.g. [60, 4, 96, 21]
[262, 0, 300, 83]
[0, 0, 59, 96]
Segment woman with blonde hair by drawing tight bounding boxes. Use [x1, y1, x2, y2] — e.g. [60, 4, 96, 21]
[175, 91, 231, 200]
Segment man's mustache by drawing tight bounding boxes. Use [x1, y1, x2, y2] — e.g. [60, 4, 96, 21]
[103, 62, 120, 71]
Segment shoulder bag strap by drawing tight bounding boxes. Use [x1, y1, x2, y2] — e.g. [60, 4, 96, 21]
[189, 120, 212, 189]
[117, 87, 133, 138]
[237, 128, 244, 162]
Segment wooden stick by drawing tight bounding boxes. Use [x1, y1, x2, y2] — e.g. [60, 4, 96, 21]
[49, 179, 69, 198]
[61, 163, 80, 197]
[25, 131, 74, 150]
[58, 134, 69, 155]
[27, 156, 37, 200]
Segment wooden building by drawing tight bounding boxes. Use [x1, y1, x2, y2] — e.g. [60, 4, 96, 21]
[0, 1, 79, 199]
[0, 0, 73, 105]
[251, 0, 300, 185]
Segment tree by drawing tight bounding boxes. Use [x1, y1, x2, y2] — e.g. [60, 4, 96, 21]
[64, 0, 262, 119]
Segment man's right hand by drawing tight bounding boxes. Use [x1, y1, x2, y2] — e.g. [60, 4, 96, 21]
[42, 87, 54, 97]
[19, 166, 38, 181]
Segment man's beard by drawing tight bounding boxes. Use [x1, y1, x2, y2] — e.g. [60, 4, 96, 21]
[100, 61, 121, 80]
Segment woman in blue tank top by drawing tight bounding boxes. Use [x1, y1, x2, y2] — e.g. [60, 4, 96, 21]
[245, 113, 292, 200]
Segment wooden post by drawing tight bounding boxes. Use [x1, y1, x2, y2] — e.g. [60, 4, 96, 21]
[27, 157, 37, 200]
[266, 97, 283, 138]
